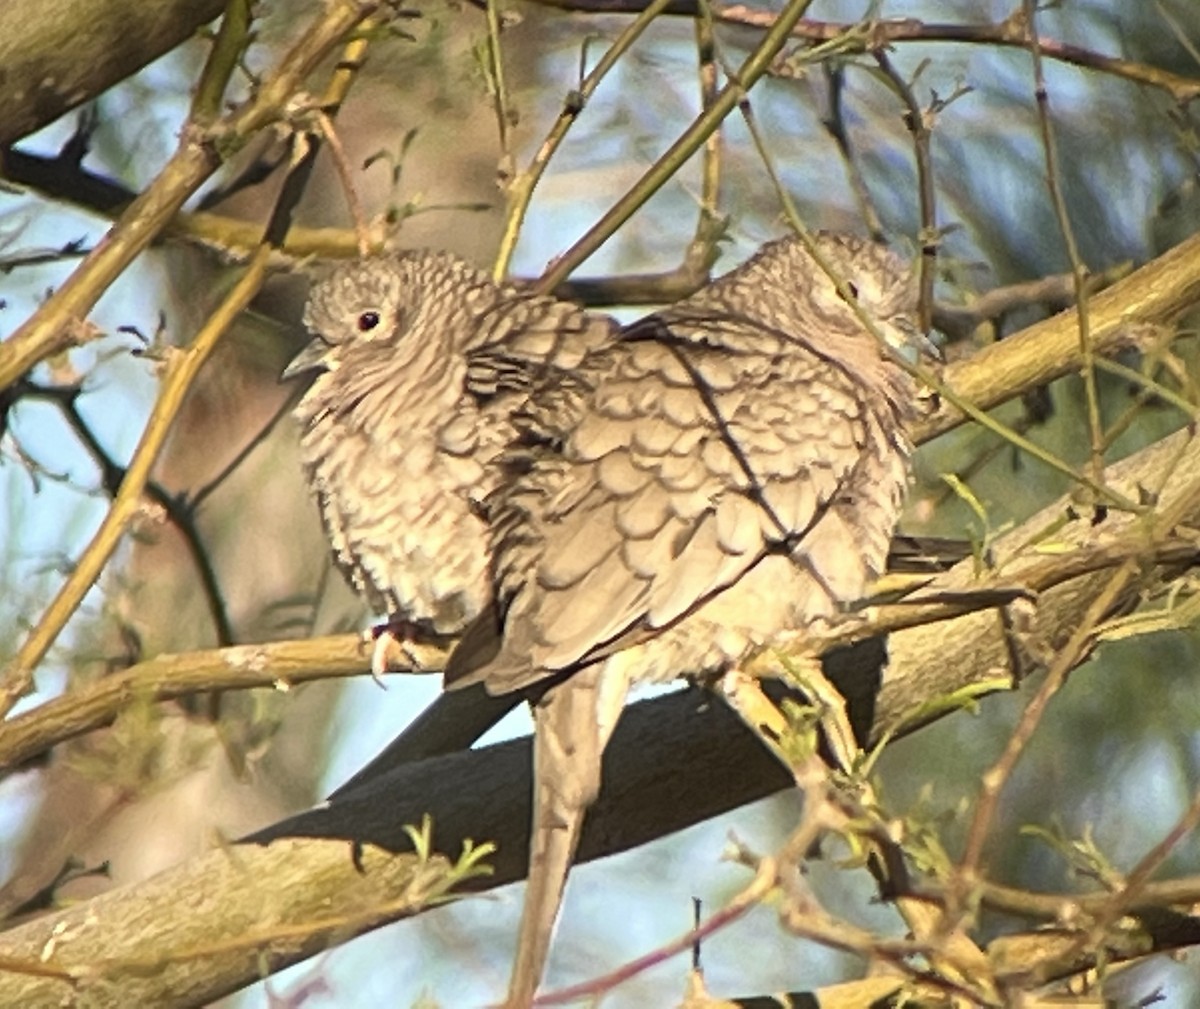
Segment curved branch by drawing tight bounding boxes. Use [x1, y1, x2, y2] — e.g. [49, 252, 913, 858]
[11, 380, 236, 647]
[471, 1, 1200, 103]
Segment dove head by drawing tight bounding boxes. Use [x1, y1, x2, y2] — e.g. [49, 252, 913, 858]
[284, 250, 493, 380]
[803, 231, 938, 361]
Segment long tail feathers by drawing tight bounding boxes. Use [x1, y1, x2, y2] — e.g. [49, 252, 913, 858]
[504, 663, 629, 1008]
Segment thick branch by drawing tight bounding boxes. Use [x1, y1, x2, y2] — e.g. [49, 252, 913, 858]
[0, 0, 226, 146]
[0, 839, 469, 1008]
[923, 229, 1200, 442]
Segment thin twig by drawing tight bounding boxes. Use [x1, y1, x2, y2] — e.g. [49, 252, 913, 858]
[13, 381, 236, 647]
[534, 846, 778, 1004]
[968, 872, 1200, 921]
[535, 0, 820, 290]
[191, 387, 305, 511]
[718, 8, 1200, 102]
[819, 64, 885, 240]
[873, 50, 938, 334]
[932, 263, 1133, 342]
[459, 1, 1200, 101]
[1024, 0, 1105, 493]
[314, 110, 373, 255]
[492, 0, 679, 279]
[1052, 786, 1200, 976]
[290, 21, 382, 255]
[191, 0, 255, 124]
[947, 561, 1139, 928]
[693, 0, 723, 237]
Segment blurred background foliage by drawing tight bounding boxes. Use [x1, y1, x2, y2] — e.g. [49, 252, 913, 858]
[1, 0, 1199, 1005]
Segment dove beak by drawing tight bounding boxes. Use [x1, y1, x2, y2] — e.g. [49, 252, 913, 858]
[281, 339, 330, 381]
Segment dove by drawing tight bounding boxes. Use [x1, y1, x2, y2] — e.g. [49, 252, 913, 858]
[286, 248, 617, 735]
[444, 232, 929, 1007]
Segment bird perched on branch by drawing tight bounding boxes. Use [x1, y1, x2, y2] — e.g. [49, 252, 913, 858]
[443, 231, 930, 1007]
[285, 248, 617, 685]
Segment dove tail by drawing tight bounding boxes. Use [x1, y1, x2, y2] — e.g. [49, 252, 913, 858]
[504, 663, 628, 1007]
[505, 780, 584, 1008]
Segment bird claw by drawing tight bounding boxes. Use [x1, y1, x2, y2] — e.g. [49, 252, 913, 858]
[365, 618, 425, 684]
[720, 656, 861, 778]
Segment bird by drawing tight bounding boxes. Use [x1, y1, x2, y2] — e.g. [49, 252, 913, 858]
[443, 231, 931, 1007]
[284, 248, 618, 731]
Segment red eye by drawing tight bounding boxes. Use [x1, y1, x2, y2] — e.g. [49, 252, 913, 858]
[358, 311, 381, 332]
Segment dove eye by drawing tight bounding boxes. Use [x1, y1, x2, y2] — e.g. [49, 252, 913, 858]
[357, 311, 381, 332]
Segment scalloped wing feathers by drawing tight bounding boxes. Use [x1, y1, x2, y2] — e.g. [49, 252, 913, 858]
[445, 234, 921, 692]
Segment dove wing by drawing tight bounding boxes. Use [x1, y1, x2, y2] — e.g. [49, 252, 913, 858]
[446, 311, 879, 693]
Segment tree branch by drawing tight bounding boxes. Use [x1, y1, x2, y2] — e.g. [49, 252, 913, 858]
[0, 0, 226, 146]
[922, 229, 1200, 442]
[466, 3, 1200, 104]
